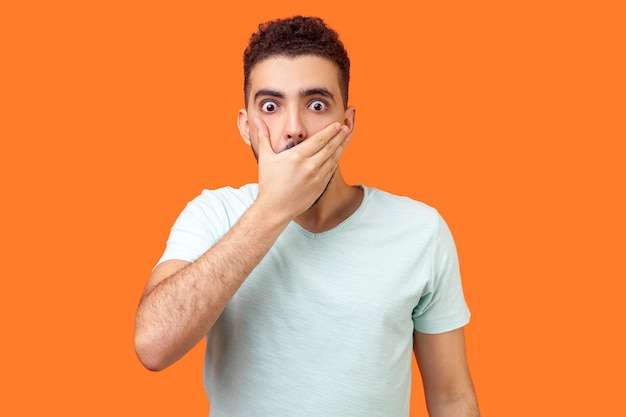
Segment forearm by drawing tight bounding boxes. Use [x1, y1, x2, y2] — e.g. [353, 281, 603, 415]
[134, 199, 290, 371]
[135, 120, 349, 371]
[426, 390, 480, 417]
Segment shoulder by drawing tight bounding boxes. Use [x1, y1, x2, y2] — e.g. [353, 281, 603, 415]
[173, 183, 258, 230]
[157, 184, 259, 265]
[194, 183, 258, 206]
[352, 186, 450, 247]
[363, 186, 441, 224]
[184, 184, 258, 215]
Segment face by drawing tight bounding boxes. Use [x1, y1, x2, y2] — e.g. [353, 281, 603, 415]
[238, 55, 355, 157]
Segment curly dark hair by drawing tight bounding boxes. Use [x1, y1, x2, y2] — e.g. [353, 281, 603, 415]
[243, 16, 350, 108]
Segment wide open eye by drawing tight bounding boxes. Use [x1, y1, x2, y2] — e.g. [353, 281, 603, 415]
[308, 100, 327, 112]
[261, 101, 278, 112]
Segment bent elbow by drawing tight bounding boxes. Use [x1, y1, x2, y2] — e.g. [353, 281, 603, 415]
[138, 354, 167, 372]
[134, 332, 170, 372]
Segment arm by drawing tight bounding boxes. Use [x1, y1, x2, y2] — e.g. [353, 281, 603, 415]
[413, 328, 480, 417]
[134, 120, 350, 371]
[134, 199, 290, 371]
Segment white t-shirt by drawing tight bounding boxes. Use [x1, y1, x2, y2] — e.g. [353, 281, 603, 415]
[158, 184, 471, 416]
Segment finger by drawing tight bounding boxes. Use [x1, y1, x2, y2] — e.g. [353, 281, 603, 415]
[314, 124, 350, 164]
[254, 118, 275, 157]
[295, 122, 343, 157]
[318, 126, 350, 169]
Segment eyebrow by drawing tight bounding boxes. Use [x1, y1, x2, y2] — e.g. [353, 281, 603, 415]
[300, 87, 336, 103]
[254, 89, 284, 102]
[254, 87, 336, 103]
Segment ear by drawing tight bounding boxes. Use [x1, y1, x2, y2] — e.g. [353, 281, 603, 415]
[237, 108, 251, 146]
[343, 106, 356, 139]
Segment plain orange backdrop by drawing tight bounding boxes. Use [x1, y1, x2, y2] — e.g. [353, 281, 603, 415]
[1, 0, 624, 415]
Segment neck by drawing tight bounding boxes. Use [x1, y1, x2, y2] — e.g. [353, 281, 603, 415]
[294, 169, 363, 233]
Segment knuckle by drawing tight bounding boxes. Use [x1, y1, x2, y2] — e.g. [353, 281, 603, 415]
[316, 131, 330, 146]
[290, 150, 304, 161]
[304, 160, 318, 175]
[303, 159, 315, 170]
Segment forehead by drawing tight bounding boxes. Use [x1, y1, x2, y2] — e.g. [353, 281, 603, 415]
[249, 55, 341, 99]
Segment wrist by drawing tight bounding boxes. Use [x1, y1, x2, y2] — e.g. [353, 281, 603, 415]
[247, 196, 293, 232]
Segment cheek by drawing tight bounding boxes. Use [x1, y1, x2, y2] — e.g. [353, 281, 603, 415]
[303, 113, 338, 133]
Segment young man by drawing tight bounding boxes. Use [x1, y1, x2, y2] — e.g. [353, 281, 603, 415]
[135, 16, 479, 417]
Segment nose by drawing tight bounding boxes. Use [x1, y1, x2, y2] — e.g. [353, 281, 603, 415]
[285, 107, 307, 142]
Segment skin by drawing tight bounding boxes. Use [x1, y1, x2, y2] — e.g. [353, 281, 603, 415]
[415, 329, 480, 416]
[134, 56, 357, 371]
[134, 55, 479, 416]
[238, 55, 361, 232]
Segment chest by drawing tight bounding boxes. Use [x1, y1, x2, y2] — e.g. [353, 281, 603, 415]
[227, 227, 433, 339]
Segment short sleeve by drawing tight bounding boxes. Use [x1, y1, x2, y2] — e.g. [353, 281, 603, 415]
[155, 185, 258, 268]
[155, 198, 220, 267]
[412, 213, 471, 334]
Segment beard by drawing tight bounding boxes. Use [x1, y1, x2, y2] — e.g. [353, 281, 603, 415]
[249, 139, 297, 161]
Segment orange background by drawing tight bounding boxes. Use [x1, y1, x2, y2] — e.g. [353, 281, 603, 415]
[1, 1, 624, 415]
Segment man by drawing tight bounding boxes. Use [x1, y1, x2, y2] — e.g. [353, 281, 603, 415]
[135, 16, 479, 417]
